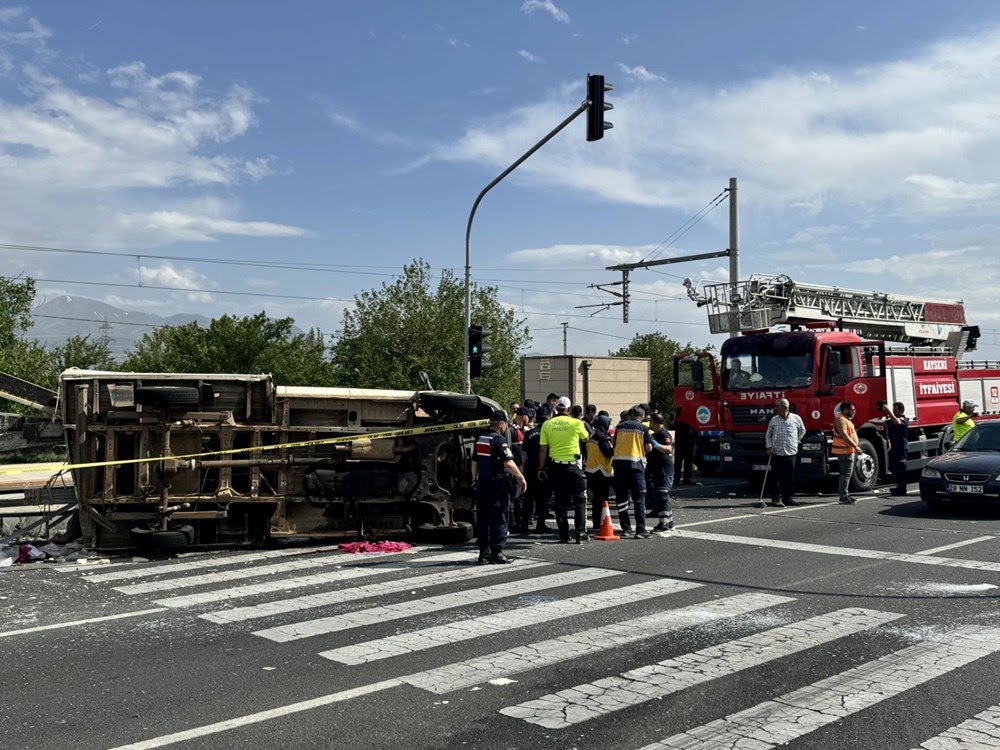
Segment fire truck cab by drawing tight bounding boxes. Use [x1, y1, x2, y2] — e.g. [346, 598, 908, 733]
[687, 275, 1000, 492]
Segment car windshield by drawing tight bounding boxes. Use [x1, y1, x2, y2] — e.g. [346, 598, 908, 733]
[721, 335, 814, 390]
[954, 426, 1000, 452]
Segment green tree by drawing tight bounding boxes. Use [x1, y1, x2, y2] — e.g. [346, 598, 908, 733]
[53, 335, 117, 373]
[122, 312, 335, 386]
[0, 277, 61, 401]
[330, 260, 530, 407]
[610, 332, 712, 420]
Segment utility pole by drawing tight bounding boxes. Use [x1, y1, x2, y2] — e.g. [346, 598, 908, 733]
[463, 74, 614, 393]
[562, 322, 568, 355]
[728, 177, 740, 336]
[587, 178, 740, 325]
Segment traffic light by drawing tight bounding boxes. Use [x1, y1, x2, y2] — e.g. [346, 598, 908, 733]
[468, 324, 492, 379]
[586, 74, 613, 141]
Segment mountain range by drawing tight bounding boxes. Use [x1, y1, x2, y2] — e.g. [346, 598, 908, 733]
[29, 295, 212, 359]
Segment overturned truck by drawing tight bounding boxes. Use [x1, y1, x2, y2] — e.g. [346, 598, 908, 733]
[60, 370, 499, 551]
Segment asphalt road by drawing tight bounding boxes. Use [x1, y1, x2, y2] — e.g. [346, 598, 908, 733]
[4, 474, 1000, 750]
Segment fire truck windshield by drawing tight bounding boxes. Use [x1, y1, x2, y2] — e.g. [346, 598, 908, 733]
[721, 335, 815, 390]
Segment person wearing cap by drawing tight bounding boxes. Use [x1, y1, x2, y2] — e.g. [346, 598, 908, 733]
[612, 406, 654, 538]
[953, 400, 978, 444]
[521, 404, 551, 532]
[585, 413, 615, 530]
[538, 396, 591, 543]
[471, 410, 527, 564]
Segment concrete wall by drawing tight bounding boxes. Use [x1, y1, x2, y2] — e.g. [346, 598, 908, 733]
[521, 356, 650, 418]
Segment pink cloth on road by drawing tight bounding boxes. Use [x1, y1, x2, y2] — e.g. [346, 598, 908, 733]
[338, 541, 412, 554]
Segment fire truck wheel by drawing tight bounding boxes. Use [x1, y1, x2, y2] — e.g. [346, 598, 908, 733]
[849, 438, 879, 493]
[414, 521, 474, 545]
[134, 386, 201, 408]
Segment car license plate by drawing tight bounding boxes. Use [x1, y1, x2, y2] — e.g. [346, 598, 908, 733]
[752, 464, 769, 471]
[701, 455, 720, 462]
[946, 483, 984, 494]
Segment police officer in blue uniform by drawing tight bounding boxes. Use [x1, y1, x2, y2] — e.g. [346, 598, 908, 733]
[472, 410, 528, 564]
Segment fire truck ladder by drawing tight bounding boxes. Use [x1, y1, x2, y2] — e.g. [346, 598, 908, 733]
[689, 274, 978, 356]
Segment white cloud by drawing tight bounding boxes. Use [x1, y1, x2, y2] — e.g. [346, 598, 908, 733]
[517, 50, 545, 64]
[430, 26, 1000, 216]
[520, 0, 570, 24]
[505, 242, 654, 266]
[139, 262, 215, 303]
[622, 34, 639, 45]
[616, 63, 666, 83]
[114, 210, 309, 244]
[0, 10, 303, 252]
[323, 105, 415, 148]
[903, 173, 999, 205]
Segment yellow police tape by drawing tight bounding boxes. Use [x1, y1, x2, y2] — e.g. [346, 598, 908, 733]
[0, 419, 490, 476]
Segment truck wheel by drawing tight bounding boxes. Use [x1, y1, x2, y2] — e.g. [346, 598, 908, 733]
[134, 386, 201, 408]
[414, 521, 474, 545]
[146, 530, 190, 552]
[849, 438, 879, 493]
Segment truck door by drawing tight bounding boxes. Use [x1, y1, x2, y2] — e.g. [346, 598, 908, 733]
[674, 353, 722, 473]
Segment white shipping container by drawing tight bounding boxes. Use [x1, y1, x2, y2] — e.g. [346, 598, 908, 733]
[520, 356, 651, 418]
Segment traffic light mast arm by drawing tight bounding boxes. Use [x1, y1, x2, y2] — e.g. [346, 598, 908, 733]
[463, 100, 591, 393]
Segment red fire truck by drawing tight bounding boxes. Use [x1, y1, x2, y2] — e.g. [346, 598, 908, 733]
[673, 352, 722, 474]
[686, 275, 1000, 491]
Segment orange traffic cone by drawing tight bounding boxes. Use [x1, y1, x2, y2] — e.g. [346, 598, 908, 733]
[594, 501, 620, 541]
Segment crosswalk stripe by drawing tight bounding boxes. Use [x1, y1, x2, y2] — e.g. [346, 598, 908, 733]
[500, 607, 903, 728]
[638, 626, 1000, 750]
[200, 560, 548, 625]
[253, 567, 624, 643]
[112, 550, 373, 595]
[319, 577, 703, 665]
[81, 545, 426, 583]
[676, 529, 1000, 573]
[911, 704, 1000, 749]
[400, 592, 794, 694]
[153, 551, 473, 608]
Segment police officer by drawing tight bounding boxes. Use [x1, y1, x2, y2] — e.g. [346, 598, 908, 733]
[472, 410, 527, 564]
[538, 397, 591, 543]
[521, 405, 551, 532]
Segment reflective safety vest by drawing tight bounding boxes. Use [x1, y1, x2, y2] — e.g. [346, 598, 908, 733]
[832, 416, 858, 455]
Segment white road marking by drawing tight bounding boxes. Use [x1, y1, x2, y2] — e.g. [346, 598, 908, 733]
[319, 577, 701, 665]
[154, 552, 472, 608]
[676, 529, 1000, 572]
[111, 550, 370, 594]
[0, 608, 168, 638]
[105, 678, 401, 750]
[82, 545, 425, 583]
[500, 607, 902, 728]
[914, 535, 995, 556]
[253, 567, 621, 643]
[675, 501, 841, 528]
[400, 592, 794, 694]
[912, 704, 1000, 749]
[639, 626, 1000, 750]
[200, 560, 548, 624]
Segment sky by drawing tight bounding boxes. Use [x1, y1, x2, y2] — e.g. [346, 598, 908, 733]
[4, 1, 1000, 359]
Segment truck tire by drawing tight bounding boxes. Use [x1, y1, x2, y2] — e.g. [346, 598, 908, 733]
[419, 393, 481, 414]
[146, 530, 190, 552]
[849, 438, 879, 493]
[134, 386, 201, 408]
[414, 521, 474, 545]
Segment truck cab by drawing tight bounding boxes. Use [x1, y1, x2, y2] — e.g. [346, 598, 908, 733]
[673, 352, 722, 474]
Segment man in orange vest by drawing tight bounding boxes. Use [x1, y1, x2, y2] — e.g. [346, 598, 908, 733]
[833, 401, 862, 504]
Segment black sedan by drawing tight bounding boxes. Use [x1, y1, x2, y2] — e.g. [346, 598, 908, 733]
[920, 422, 1000, 512]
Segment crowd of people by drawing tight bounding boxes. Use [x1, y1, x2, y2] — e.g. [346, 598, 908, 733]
[471, 393, 692, 564]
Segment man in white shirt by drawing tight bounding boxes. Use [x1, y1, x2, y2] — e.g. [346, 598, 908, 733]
[762, 398, 806, 508]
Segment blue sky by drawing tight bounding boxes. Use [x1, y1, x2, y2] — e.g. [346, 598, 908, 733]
[5, 1, 1000, 358]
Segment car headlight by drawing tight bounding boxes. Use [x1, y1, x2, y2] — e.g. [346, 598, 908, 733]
[800, 442, 823, 453]
[720, 442, 731, 453]
[921, 468, 941, 479]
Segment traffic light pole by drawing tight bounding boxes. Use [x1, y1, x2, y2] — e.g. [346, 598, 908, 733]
[463, 100, 589, 393]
